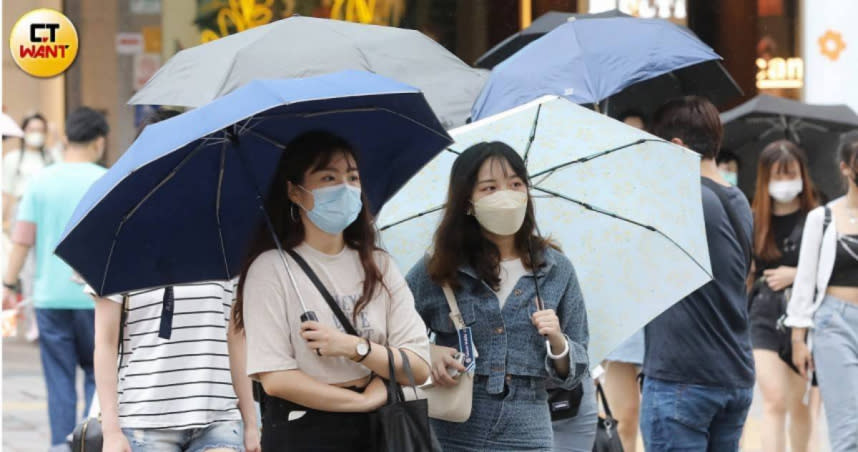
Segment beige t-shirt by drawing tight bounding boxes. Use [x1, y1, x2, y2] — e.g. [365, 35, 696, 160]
[243, 243, 430, 384]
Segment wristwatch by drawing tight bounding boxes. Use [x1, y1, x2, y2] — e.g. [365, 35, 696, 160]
[354, 337, 371, 362]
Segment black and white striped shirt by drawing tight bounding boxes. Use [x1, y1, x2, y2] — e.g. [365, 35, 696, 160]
[100, 282, 242, 430]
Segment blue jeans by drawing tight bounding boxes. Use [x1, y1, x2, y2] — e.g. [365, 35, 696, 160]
[123, 420, 244, 452]
[813, 296, 858, 452]
[640, 377, 752, 452]
[35, 308, 96, 445]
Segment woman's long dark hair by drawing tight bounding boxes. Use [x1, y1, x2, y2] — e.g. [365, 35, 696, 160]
[751, 140, 818, 262]
[428, 141, 555, 291]
[233, 131, 385, 330]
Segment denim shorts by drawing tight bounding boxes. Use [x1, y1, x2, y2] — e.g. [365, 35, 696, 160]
[431, 375, 553, 452]
[122, 420, 243, 452]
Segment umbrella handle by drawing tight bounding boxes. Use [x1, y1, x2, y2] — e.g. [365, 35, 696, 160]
[545, 339, 551, 356]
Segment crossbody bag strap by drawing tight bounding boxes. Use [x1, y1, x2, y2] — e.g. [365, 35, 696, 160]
[595, 382, 613, 419]
[286, 249, 359, 336]
[441, 285, 465, 331]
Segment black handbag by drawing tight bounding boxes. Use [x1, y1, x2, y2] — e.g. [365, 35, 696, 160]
[372, 347, 439, 452]
[72, 295, 128, 452]
[549, 383, 584, 420]
[593, 382, 624, 452]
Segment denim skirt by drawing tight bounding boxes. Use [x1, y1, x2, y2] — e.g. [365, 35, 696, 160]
[431, 375, 553, 452]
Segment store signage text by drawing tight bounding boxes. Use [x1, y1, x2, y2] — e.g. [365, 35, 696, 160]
[756, 57, 804, 89]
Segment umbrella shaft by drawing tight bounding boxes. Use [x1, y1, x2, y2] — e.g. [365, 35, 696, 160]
[273, 246, 312, 313]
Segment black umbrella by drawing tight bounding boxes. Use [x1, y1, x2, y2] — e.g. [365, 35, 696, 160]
[721, 94, 858, 200]
[474, 10, 629, 69]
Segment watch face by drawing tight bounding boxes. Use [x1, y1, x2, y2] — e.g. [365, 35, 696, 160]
[357, 342, 369, 356]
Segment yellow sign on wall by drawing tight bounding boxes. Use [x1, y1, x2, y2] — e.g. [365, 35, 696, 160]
[756, 57, 804, 90]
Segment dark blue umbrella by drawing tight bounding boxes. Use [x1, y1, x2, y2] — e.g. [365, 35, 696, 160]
[55, 70, 452, 297]
[471, 17, 741, 121]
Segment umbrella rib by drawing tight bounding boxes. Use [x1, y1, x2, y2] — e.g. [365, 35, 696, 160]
[228, 131, 313, 313]
[523, 104, 542, 164]
[99, 140, 210, 294]
[379, 205, 445, 231]
[530, 138, 661, 180]
[531, 186, 713, 279]
[245, 129, 287, 150]
[216, 142, 231, 279]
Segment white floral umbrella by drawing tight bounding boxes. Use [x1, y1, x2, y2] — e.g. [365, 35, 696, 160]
[378, 95, 713, 366]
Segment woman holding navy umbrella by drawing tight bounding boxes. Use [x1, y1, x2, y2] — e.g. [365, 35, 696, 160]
[234, 131, 431, 451]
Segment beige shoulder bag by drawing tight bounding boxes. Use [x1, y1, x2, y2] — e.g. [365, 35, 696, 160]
[422, 285, 474, 423]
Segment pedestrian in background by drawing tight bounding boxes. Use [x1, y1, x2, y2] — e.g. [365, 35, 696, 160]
[2, 107, 109, 449]
[788, 130, 858, 452]
[718, 149, 741, 187]
[749, 140, 819, 452]
[406, 142, 590, 451]
[91, 109, 260, 452]
[236, 131, 431, 451]
[641, 96, 755, 451]
[2, 113, 58, 342]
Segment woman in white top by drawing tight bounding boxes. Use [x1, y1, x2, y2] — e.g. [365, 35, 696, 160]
[2, 113, 58, 232]
[93, 109, 260, 452]
[787, 131, 858, 452]
[234, 131, 431, 451]
[92, 282, 259, 452]
[2, 113, 57, 341]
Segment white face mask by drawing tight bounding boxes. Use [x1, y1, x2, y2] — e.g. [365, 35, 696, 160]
[24, 132, 45, 148]
[769, 178, 803, 203]
[472, 190, 528, 236]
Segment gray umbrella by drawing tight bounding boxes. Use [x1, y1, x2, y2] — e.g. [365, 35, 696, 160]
[129, 16, 488, 129]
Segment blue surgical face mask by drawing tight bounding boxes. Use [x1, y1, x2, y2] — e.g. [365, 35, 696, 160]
[297, 184, 363, 234]
[720, 170, 738, 186]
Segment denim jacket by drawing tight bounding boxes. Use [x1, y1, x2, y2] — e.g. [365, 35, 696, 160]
[405, 247, 589, 395]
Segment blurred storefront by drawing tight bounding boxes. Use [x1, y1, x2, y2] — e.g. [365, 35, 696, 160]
[3, 0, 826, 163]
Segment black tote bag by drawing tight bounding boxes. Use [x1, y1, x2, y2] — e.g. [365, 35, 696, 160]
[372, 347, 439, 452]
[593, 382, 624, 452]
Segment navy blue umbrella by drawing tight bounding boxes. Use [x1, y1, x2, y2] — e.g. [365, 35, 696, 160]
[55, 70, 452, 297]
[471, 17, 741, 121]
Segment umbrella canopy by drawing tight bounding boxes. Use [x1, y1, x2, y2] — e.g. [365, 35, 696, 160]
[378, 96, 713, 365]
[128, 16, 487, 129]
[56, 70, 452, 296]
[475, 9, 630, 69]
[0, 112, 23, 138]
[721, 95, 858, 200]
[471, 17, 741, 121]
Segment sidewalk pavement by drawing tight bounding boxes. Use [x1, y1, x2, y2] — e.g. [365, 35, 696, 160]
[2, 336, 831, 451]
